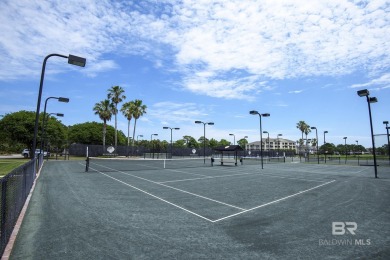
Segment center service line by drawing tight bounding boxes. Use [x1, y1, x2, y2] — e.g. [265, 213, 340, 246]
[91, 162, 245, 210]
[87, 165, 215, 223]
[212, 179, 336, 223]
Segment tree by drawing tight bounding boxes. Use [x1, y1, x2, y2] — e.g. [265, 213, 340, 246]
[120, 101, 135, 147]
[93, 99, 113, 151]
[173, 139, 186, 148]
[0, 111, 67, 153]
[198, 136, 210, 147]
[237, 138, 248, 149]
[108, 86, 126, 147]
[296, 121, 307, 154]
[68, 122, 126, 145]
[183, 135, 199, 148]
[209, 138, 219, 148]
[218, 139, 230, 146]
[319, 143, 336, 155]
[131, 99, 147, 147]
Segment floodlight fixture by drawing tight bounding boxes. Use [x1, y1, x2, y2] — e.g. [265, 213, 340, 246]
[357, 89, 369, 97]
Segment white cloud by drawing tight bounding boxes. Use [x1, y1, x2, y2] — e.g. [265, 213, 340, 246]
[1, 0, 389, 99]
[350, 73, 390, 90]
[147, 101, 212, 124]
[288, 90, 304, 94]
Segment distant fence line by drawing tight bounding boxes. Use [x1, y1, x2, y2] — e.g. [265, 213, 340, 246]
[0, 154, 43, 256]
[69, 144, 298, 158]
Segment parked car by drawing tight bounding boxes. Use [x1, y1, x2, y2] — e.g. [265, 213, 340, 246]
[21, 149, 49, 158]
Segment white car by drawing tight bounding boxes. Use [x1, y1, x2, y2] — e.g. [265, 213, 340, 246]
[21, 149, 49, 158]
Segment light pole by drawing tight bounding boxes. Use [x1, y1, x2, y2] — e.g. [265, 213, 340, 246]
[249, 111, 270, 169]
[323, 131, 328, 144]
[343, 137, 348, 164]
[229, 133, 236, 145]
[195, 121, 214, 163]
[43, 113, 64, 160]
[40, 97, 69, 153]
[384, 121, 390, 165]
[32, 54, 86, 159]
[311, 127, 319, 164]
[357, 89, 378, 178]
[277, 134, 283, 157]
[150, 134, 158, 159]
[263, 131, 269, 158]
[355, 140, 359, 155]
[136, 135, 143, 156]
[163, 127, 180, 158]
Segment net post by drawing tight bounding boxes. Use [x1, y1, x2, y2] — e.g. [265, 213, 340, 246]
[85, 157, 89, 172]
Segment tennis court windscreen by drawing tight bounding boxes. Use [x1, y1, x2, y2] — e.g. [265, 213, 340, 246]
[86, 157, 211, 172]
[241, 157, 286, 165]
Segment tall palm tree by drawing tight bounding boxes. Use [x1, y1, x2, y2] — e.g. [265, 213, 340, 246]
[93, 99, 113, 151]
[304, 126, 311, 149]
[131, 99, 147, 147]
[296, 121, 307, 153]
[120, 101, 135, 147]
[108, 86, 126, 147]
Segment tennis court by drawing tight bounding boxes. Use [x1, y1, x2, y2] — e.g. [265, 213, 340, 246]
[9, 158, 390, 259]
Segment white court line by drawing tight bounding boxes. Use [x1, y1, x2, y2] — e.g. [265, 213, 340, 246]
[88, 165, 215, 222]
[209, 165, 327, 183]
[158, 172, 256, 184]
[90, 162, 245, 210]
[211, 179, 336, 223]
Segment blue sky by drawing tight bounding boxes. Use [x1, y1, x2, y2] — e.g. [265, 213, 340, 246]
[0, 0, 389, 148]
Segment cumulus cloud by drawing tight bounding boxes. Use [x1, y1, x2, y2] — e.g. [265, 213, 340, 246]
[1, 0, 389, 98]
[147, 101, 212, 124]
[350, 73, 390, 90]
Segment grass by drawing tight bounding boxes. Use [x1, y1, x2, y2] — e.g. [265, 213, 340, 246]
[0, 158, 29, 176]
[0, 156, 87, 177]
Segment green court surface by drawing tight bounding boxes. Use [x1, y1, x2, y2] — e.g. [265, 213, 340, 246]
[9, 160, 390, 259]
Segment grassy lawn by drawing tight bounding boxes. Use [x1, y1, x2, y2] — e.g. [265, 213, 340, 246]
[0, 158, 30, 176]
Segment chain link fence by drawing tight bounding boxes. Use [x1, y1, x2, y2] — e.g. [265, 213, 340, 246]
[0, 155, 42, 256]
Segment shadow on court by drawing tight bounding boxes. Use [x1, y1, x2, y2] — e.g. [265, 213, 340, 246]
[9, 161, 390, 259]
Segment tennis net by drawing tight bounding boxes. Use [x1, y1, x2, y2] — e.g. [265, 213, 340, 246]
[85, 157, 211, 172]
[240, 156, 286, 165]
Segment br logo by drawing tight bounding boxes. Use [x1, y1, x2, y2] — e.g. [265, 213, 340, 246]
[332, 222, 357, 235]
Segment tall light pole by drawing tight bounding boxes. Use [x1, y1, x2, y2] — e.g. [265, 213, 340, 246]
[343, 137, 348, 164]
[43, 113, 64, 160]
[384, 121, 390, 166]
[357, 89, 378, 178]
[195, 121, 214, 164]
[40, 97, 69, 152]
[163, 127, 180, 158]
[229, 133, 236, 145]
[32, 54, 86, 159]
[137, 134, 143, 143]
[263, 131, 270, 158]
[323, 131, 328, 144]
[249, 111, 270, 169]
[311, 127, 319, 164]
[355, 140, 359, 155]
[277, 134, 283, 157]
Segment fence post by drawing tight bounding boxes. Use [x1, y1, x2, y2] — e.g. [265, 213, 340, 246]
[1, 180, 7, 249]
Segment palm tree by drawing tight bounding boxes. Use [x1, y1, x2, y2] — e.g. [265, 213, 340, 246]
[131, 99, 147, 147]
[296, 121, 307, 154]
[108, 86, 126, 147]
[120, 101, 135, 147]
[304, 126, 311, 150]
[93, 99, 113, 151]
